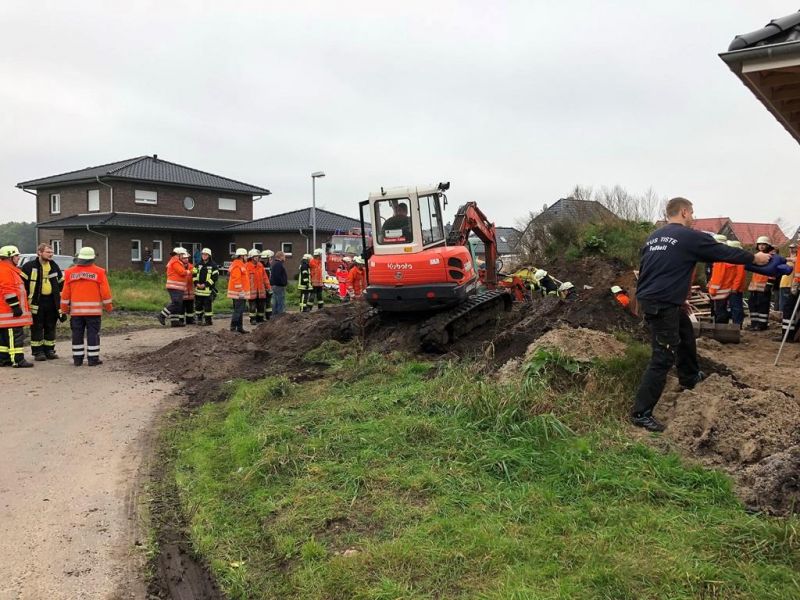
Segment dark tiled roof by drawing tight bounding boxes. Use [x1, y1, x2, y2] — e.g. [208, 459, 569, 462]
[533, 198, 619, 224]
[470, 227, 520, 255]
[37, 212, 245, 232]
[18, 155, 270, 195]
[224, 207, 363, 233]
[728, 11, 800, 51]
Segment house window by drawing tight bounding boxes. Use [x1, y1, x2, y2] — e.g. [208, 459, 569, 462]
[135, 190, 158, 205]
[75, 239, 83, 253]
[152, 240, 163, 262]
[87, 189, 100, 212]
[50, 240, 62, 254]
[229, 242, 237, 255]
[50, 194, 61, 214]
[218, 197, 237, 212]
[281, 242, 293, 257]
[253, 242, 263, 251]
[131, 239, 142, 262]
[183, 196, 195, 211]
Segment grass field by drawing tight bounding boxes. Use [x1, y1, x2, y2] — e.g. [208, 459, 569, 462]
[165, 342, 800, 599]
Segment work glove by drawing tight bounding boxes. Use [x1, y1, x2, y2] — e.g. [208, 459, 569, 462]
[11, 304, 22, 318]
[58, 311, 68, 323]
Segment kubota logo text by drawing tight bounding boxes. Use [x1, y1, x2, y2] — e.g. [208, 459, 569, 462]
[387, 263, 413, 270]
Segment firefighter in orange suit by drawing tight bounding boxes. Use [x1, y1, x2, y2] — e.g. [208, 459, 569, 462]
[748, 236, 776, 330]
[726, 240, 746, 327]
[707, 259, 733, 324]
[228, 248, 250, 333]
[310, 248, 325, 310]
[611, 285, 630, 309]
[347, 256, 367, 299]
[0, 245, 34, 367]
[60, 247, 113, 366]
[159, 247, 190, 327]
[182, 256, 195, 325]
[246, 249, 268, 324]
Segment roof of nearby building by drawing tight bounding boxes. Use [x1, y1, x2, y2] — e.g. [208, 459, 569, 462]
[36, 212, 245, 232]
[729, 222, 789, 246]
[655, 217, 732, 233]
[533, 198, 619, 224]
[223, 207, 363, 233]
[17, 155, 270, 195]
[727, 11, 800, 51]
[470, 227, 520, 255]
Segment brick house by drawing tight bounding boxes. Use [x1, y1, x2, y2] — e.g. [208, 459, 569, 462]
[226, 207, 363, 276]
[17, 155, 270, 270]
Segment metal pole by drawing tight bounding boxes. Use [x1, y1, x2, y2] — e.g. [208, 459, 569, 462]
[312, 176, 316, 251]
[774, 292, 800, 365]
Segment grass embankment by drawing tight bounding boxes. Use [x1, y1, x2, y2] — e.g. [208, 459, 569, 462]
[108, 271, 305, 313]
[164, 342, 800, 599]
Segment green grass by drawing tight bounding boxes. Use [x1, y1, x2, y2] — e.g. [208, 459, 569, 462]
[108, 270, 308, 312]
[166, 344, 800, 599]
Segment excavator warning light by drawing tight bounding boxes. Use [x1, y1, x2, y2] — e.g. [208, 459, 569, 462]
[438, 182, 450, 191]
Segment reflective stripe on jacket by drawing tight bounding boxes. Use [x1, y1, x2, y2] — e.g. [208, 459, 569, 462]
[227, 258, 250, 299]
[708, 262, 732, 299]
[20, 258, 63, 315]
[297, 263, 311, 290]
[730, 264, 746, 294]
[748, 272, 769, 292]
[166, 256, 189, 292]
[183, 262, 195, 300]
[60, 264, 113, 316]
[0, 260, 33, 327]
[193, 259, 219, 297]
[310, 258, 323, 286]
[346, 266, 366, 296]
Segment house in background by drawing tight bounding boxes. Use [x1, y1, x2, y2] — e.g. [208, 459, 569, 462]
[17, 155, 270, 270]
[468, 226, 521, 264]
[660, 216, 789, 247]
[226, 207, 363, 275]
[531, 197, 619, 227]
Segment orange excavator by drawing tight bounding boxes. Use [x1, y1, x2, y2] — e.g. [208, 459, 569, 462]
[358, 182, 516, 348]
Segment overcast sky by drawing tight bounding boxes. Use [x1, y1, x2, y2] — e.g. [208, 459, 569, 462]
[1, 1, 798, 234]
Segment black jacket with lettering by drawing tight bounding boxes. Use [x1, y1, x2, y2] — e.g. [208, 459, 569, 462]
[20, 258, 63, 315]
[636, 223, 754, 306]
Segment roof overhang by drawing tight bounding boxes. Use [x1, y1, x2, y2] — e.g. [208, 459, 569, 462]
[720, 41, 800, 144]
[16, 175, 271, 196]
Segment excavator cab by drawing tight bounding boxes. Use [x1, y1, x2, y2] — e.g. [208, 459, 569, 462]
[369, 182, 448, 253]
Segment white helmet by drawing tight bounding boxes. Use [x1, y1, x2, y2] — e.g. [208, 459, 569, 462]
[248, 248, 261, 258]
[727, 240, 743, 249]
[302, 253, 312, 260]
[610, 285, 623, 294]
[235, 248, 248, 257]
[313, 248, 323, 256]
[342, 256, 352, 263]
[534, 269, 547, 281]
[173, 246, 188, 255]
[201, 247, 212, 256]
[558, 281, 574, 292]
[263, 249, 274, 258]
[354, 256, 365, 265]
[756, 235, 772, 246]
[713, 234, 727, 244]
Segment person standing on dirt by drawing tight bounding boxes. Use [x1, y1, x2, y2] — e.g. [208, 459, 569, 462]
[780, 252, 800, 342]
[228, 248, 250, 333]
[20, 243, 65, 361]
[726, 241, 746, 327]
[336, 258, 351, 302]
[193, 248, 218, 326]
[631, 197, 770, 432]
[270, 251, 288, 316]
[707, 236, 733, 324]
[747, 236, 775, 331]
[182, 254, 195, 325]
[347, 256, 367, 299]
[159, 247, 190, 327]
[60, 247, 113, 366]
[297, 253, 313, 312]
[0, 245, 34, 368]
[246, 249, 268, 324]
[310, 248, 325, 310]
[777, 243, 796, 314]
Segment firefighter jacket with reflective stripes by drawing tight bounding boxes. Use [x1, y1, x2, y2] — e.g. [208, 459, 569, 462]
[20, 258, 63, 315]
[310, 258, 323, 286]
[165, 256, 190, 292]
[346, 266, 366, 296]
[227, 258, 250, 299]
[730, 264, 746, 294]
[794, 259, 800, 287]
[0, 260, 33, 328]
[614, 292, 630, 308]
[183, 262, 195, 300]
[193, 259, 219, 297]
[297, 261, 311, 291]
[247, 260, 270, 299]
[708, 262, 733, 299]
[60, 264, 113, 316]
[748, 272, 769, 293]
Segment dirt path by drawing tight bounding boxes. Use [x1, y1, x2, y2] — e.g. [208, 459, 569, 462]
[0, 324, 223, 600]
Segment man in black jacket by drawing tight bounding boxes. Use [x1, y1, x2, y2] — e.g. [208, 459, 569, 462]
[632, 197, 770, 432]
[269, 251, 288, 316]
[20, 243, 66, 360]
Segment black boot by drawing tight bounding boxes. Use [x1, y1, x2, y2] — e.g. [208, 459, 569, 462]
[158, 312, 167, 326]
[204, 317, 213, 326]
[88, 359, 104, 366]
[236, 326, 249, 334]
[185, 317, 195, 325]
[13, 358, 34, 368]
[73, 357, 83, 366]
[34, 353, 47, 362]
[45, 350, 58, 360]
[630, 412, 665, 432]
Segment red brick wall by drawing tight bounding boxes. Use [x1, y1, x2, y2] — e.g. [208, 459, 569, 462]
[37, 184, 111, 222]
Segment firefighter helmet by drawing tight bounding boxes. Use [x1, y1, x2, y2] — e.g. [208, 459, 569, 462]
[756, 235, 773, 246]
[610, 285, 623, 294]
[353, 256, 365, 265]
[77, 247, 96, 260]
[0, 245, 20, 258]
[713, 234, 727, 243]
[263, 249, 274, 258]
[235, 248, 248, 257]
[248, 248, 261, 258]
[313, 248, 323, 256]
[342, 256, 352, 263]
[172, 247, 185, 255]
[727, 240, 743, 249]
[558, 281, 574, 292]
[302, 253, 312, 260]
[534, 269, 547, 281]
[201, 248, 212, 256]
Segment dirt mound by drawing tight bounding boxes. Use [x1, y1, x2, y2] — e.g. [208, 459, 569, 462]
[659, 374, 800, 515]
[528, 327, 627, 363]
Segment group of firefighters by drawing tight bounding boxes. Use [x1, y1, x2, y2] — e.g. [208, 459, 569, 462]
[158, 246, 368, 334]
[706, 234, 800, 340]
[0, 243, 112, 368]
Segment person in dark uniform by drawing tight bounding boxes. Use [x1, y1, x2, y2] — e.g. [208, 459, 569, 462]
[631, 197, 770, 432]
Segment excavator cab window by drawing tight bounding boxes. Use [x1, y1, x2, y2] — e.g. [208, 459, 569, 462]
[419, 194, 445, 246]
[376, 198, 413, 244]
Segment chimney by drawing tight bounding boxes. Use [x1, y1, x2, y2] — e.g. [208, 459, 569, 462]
[153, 154, 158, 161]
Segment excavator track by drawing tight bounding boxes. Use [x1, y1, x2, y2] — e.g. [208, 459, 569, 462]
[418, 289, 512, 352]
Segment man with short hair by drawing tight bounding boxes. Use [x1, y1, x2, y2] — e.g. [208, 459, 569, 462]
[193, 248, 219, 326]
[0, 245, 34, 367]
[270, 251, 288, 316]
[631, 197, 770, 432]
[21, 243, 65, 360]
[381, 203, 412, 242]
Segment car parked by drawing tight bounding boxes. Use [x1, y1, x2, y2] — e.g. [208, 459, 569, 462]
[17, 254, 75, 271]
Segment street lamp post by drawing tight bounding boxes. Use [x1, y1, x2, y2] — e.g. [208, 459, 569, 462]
[311, 171, 325, 251]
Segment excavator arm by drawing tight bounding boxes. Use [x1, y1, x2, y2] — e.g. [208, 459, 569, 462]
[446, 201, 499, 288]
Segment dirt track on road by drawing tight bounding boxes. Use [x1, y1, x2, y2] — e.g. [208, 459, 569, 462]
[0, 324, 214, 600]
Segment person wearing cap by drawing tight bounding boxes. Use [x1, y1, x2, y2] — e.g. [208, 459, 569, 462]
[347, 256, 367, 299]
[631, 197, 770, 432]
[269, 251, 288, 316]
[60, 247, 113, 366]
[0, 245, 34, 367]
[20, 243, 65, 361]
[159, 247, 191, 327]
[747, 236, 775, 331]
[193, 248, 219, 326]
[297, 253, 313, 312]
[726, 240, 746, 327]
[182, 252, 195, 325]
[310, 248, 325, 310]
[336, 258, 351, 302]
[228, 248, 250, 333]
[246, 249, 269, 324]
[558, 281, 576, 300]
[611, 285, 630, 308]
